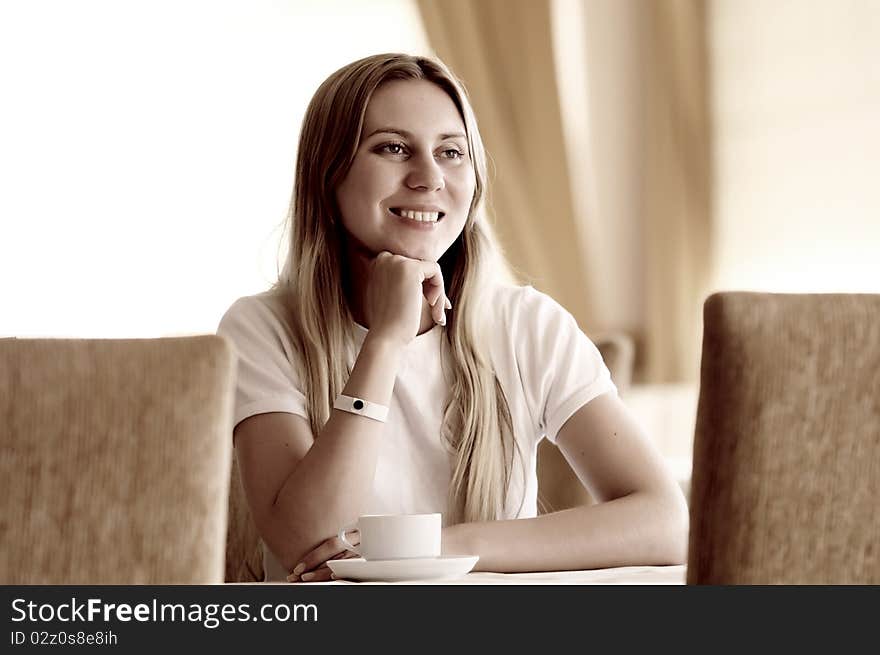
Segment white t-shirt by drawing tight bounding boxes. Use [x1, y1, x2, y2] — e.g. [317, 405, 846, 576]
[216, 284, 616, 580]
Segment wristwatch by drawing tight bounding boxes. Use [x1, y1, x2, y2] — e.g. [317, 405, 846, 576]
[333, 394, 389, 423]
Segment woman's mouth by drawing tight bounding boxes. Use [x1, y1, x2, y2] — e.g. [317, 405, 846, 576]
[389, 207, 445, 223]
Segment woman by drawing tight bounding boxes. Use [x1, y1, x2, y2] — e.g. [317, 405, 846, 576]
[217, 53, 688, 582]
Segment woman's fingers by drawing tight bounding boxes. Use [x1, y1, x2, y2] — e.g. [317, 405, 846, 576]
[293, 550, 360, 583]
[286, 548, 355, 582]
[286, 532, 360, 582]
[416, 260, 449, 325]
[298, 566, 334, 583]
[303, 549, 362, 582]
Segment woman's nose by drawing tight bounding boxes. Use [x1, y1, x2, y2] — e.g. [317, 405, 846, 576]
[405, 155, 445, 192]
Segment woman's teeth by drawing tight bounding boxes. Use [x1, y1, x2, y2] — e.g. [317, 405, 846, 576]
[397, 209, 441, 222]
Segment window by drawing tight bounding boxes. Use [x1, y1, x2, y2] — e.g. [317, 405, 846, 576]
[1, 0, 430, 337]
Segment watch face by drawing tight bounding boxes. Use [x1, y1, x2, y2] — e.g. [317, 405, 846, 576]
[353, 399, 364, 410]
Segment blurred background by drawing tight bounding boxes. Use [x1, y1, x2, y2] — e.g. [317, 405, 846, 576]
[3, 0, 878, 489]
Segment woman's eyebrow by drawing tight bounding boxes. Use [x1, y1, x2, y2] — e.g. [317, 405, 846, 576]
[365, 127, 467, 140]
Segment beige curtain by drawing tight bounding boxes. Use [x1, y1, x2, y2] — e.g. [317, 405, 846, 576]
[417, 0, 597, 331]
[641, 0, 712, 383]
[418, 0, 712, 382]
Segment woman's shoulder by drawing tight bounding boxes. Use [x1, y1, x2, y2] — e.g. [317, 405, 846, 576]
[217, 289, 293, 339]
[487, 284, 595, 362]
[488, 283, 569, 325]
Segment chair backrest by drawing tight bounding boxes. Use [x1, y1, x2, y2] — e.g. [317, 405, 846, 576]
[687, 292, 880, 584]
[225, 448, 265, 581]
[536, 332, 635, 513]
[0, 335, 236, 584]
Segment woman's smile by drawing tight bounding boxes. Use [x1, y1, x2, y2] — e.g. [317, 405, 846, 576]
[389, 207, 444, 222]
[387, 205, 446, 229]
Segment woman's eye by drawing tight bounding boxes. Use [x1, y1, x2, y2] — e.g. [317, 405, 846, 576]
[378, 142, 407, 156]
[440, 148, 464, 160]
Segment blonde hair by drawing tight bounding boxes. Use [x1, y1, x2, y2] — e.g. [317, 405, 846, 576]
[271, 53, 524, 525]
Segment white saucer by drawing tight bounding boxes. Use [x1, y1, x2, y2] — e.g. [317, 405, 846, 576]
[326, 555, 479, 582]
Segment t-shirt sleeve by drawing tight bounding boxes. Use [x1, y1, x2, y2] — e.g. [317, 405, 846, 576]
[514, 287, 617, 445]
[216, 295, 309, 430]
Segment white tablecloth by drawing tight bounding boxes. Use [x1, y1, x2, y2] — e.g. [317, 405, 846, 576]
[258, 565, 687, 586]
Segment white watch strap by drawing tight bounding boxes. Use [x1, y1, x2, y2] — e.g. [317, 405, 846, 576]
[333, 394, 389, 422]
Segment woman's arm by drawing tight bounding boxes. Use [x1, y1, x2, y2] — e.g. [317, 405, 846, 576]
[442, 392, 689, 571]
[236, 253, 450, 575]
[235, 332, 402, 573]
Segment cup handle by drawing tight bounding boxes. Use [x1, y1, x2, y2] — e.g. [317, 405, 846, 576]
[337, 523, 361, 556]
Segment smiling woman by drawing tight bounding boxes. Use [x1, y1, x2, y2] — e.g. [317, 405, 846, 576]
[216, 53, 688, 583]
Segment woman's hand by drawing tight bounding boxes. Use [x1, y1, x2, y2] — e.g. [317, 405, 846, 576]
[364, 251, 451, 346]
[287, 531, 361, 583]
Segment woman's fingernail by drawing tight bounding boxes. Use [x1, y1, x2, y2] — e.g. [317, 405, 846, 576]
[439, 314, 446, 326]
[292, 563, 305, 576]
[445, 298, 452, 310]
[300, 572, 314, 582]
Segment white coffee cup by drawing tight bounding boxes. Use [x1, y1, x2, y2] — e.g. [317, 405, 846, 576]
[338, 513, 441, 561]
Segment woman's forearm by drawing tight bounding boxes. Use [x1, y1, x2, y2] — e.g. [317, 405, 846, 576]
[268, 333, 403, 569]
[443, 490, 689, 573]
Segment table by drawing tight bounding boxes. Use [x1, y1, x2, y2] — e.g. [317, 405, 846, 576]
[251, 565, 686, 585]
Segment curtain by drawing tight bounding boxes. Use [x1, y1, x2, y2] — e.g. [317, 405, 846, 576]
[641, 0, 712, 382]
[418, 0, 712, 382]
[417, 0, 598, 332]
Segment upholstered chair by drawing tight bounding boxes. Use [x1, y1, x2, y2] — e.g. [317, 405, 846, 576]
[0, 336, 236, 584]
[687, 292, 880, 584]
[225, 448, 265, 581]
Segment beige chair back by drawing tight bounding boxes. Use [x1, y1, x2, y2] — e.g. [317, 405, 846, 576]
[687, 292, 880, 584]
[225, 450, 265, 581]
[0, 336, 236, 584]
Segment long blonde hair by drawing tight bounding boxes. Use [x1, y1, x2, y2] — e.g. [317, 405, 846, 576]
[271, 53, 524, 524]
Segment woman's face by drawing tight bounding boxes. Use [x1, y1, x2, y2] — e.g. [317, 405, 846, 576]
[335, 79, 475, 263]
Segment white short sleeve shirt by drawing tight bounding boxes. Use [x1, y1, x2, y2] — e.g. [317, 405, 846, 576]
[216, 284, 616, 579]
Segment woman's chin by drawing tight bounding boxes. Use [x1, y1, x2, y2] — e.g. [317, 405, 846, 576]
[383, 242, 441, 263]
